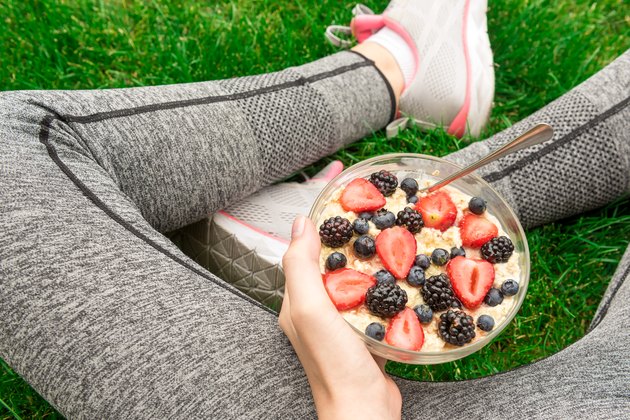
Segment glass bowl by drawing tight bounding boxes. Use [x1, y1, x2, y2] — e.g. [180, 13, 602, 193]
[309, 153, 530, 364]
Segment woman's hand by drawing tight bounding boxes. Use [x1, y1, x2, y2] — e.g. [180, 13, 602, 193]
[279, 215, 402, 420]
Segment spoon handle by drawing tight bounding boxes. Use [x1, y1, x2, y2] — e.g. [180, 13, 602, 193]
[426, 123, 554, 193]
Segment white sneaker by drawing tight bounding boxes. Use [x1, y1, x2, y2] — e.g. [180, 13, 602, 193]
[172, 161, 344, 310]
[326, 0, 494, 138]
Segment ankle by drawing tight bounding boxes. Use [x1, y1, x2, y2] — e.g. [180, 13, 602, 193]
[352, 42, 404, 107]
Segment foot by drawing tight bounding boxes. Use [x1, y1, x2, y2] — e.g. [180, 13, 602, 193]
[327, 0, 494, 138]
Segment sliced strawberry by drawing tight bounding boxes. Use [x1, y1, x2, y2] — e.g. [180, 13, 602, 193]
[375, 226, 417, 279]
[447, 256, 495, 309]
[339, 178, 386, 213]
[385, 307, 424, 351]
[415, 191, 457, 231]
[323, 268, 376, 310]
[459, 213, 498, 248]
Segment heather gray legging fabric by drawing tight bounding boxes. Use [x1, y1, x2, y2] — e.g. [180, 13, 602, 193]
[1, 49, 629, 419]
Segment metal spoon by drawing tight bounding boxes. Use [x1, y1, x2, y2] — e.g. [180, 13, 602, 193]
[422, 123, 554, 193]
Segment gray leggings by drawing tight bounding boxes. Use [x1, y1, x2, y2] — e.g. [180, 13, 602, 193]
[1, 49, 629, 419]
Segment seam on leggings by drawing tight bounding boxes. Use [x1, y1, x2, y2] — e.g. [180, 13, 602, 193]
[37, 62, 377, 316]
[588, 256, 630, 331]
[346, 49, 397, 123]
[483, 95, 630, 183]
[59, 62, 371, 124]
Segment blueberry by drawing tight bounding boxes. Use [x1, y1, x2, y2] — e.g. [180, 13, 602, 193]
[372, 210, 396, 229]
[450, 246, 466, 258]
[407, 266, 426, 287]
[414, 254, 431, 269]
[407, 195, 418, 204]
[476, 314, 495, 331]
[358, 211, 374, 221]
[469, 197, 487, 215]
[325, 252, 347, 271]
[413, 304, 433, 324]
[353, 235, 376, 258]
[374, 269, 396, 284]
[400, 177, 419, 196]
[501, 279, 519, 296]
[353, 218, 370, 235]
[365, 322, 386, 341]
[484, 288, 504, 306]
[431, 248, 450, 266]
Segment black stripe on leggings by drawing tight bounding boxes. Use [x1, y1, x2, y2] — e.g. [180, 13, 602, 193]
[483, 95, 630, 183]
[38, 58, 379, 316]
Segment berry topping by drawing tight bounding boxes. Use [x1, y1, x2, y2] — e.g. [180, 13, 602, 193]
[358, 211, 374, 221]
[319, 216, 353, 248]
[447, 256, 495, 309]
[407, 195, 418, 204]
[365, 282, 408, 318]
[325, 252, 347, 271]
[484, 288, 504, 307]
[374, 269, 396, 285]
[372, 209, 396, 230]
[407, 266, 426, 287]
[365, 322, 386, 341]
[501, 279, 519, 296]
[415, 191, 457, 231]
[421, 274, 459, 312]
[400, 177, 419, 196]
[395, 207, 424, 233]
[323, 268, 376, 310]
[340, 178, 386, 213]
[481, 236, 515, 263]
[438, 310, 476, 346]
[369, 170, 398, 197]
[476, 315, 495, 332]
[459, 213, 498, 248]
[414, 254, 431, 270]
[375, 226, 417, 278]
[450, 246, 466, 258]
[468, 197, 487, 215]
[385, 307, 424, 351]
[353, 218, 370, 235]
[431, 248, 451, 266]
[413, 304, 433, 324]
[353, 235, 376, 259]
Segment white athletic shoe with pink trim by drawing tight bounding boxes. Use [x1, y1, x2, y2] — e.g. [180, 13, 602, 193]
[326, 0, 494, 138]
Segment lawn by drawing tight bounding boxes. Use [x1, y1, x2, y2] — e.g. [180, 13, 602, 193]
[1, 0, 628, 418]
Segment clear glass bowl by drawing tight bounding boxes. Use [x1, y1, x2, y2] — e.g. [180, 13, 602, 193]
[309, 153, 530, 364]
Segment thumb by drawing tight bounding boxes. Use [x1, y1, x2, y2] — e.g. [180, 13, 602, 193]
[282, 215, 331, 308]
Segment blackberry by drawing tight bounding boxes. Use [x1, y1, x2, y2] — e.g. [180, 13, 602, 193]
[353, 235, 376, 259]
[484, 288, 504, 306]
[325, 252, 347, 271]
[407, 195, 419, 204]
[407, 266, 426, 287]
[414, 254, 431, 270]
[450, 246, 466, 258]
[374, 269, 396, 285]
[481, 236, 515, 263]
[353, 218, 370, 235]
[319, 216, 353, 248]
[372, 209, 396, 229]
[501, 279, 519, 296]
[439, 310, 476, 346]
[365, 282, 408, 318]
[468, 196, 487, 215]
[476, 315, 495, 332]
[396, 207, 424, 233]
[413, 304, 433, 324]
[400, 177, 419, 196]
[369, 170, 398, 196]
[421, 274, 458, 312]
[431, 248, 450, 266]
[365, 322, 386, 341]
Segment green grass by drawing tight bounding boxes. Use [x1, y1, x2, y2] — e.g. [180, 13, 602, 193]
[1, 0, 628, 418]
